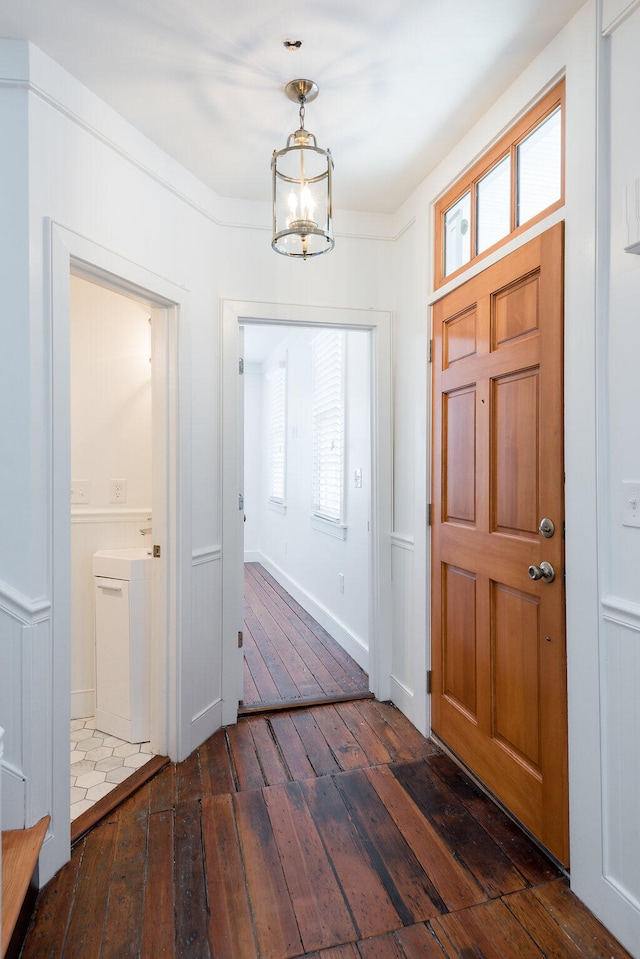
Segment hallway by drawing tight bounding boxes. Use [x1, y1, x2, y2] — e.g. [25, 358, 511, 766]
[241, 563, 371, 714]
[21, 698, 631, 958]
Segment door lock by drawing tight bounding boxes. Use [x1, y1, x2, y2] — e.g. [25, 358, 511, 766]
[528, 561, 555, 583]
[538, 517, 555, 538]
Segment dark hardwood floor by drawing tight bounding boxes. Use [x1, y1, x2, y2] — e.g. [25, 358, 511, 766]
[22, 698, 631, 959]
[241, 562, 371, 714]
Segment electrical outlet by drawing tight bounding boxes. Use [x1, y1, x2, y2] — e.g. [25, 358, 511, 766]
[110, 479, 127, 504]
[71, 480, 91, 505]
[353, 468, 363, 488]
[622, 481, 640, 528]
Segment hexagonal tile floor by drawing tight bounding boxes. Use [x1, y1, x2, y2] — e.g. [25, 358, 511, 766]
[70, 717, 155, 821]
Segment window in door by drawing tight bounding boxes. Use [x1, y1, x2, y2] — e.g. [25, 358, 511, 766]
[435, 80, 564, 287]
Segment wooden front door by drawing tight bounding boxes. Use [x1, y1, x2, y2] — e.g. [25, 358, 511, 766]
[431, 223, 568, 865]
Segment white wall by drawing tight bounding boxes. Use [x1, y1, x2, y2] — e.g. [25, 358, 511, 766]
[244, 327, 371, 669]
[69, 276, 153, 719]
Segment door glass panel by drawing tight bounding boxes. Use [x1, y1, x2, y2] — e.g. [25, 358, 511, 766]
[476, 155, 510, 254]
[444, 191, 471, 277]
[517, 107, 561, 225]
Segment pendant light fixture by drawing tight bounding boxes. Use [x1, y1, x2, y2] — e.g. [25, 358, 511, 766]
[271, 79, 334, 259]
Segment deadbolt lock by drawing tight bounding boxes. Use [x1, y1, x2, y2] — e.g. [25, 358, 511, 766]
[538, 517, 555, 538]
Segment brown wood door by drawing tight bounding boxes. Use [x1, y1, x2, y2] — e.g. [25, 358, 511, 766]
[431, 223, 568, 865]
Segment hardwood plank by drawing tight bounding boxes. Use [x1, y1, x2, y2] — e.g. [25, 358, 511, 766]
[365, 765, 486, 913]
[174, 801, 211, 958]
[202, 794, 259, 959]
[2, 816, 50, 956]
[432, 898, 544, 959]
[356, 932, 406, 958]
[310, 705, 370, 770]
[234, 788, 303, 959]
[290, 710, 341, 777]
[502, 886, 587, 959]
[198, 728, 236, 796]
[531, 879, 634, 958]
[264, 781, 357, 953]
[335, 702, 393, 767]
[351, 701, 420, 763]
[395, 922, 456, 958]
[102, 786, 149, 958]
[149, 762, 176, 814]
[19, 840, 82, 959]
[62, 819, 119, 958]
[248, 565, 367, 688]
[244, 604, 301, 700]
[247, 716, 291, 785]
[243, 653, 261, 705]
[141, 810, 175, 959]
[303, 946, 360, 959]
[426, 751, 560, 885]
[244, 618, 282, 703]
[176, 747, 202, 805]
[227, 720, 266, 790]
[299, 776, 401, 940]
[334, 768, 445, 925]
[366, 701, 439, 760]
[269, 712, 317, 781]
[244, 577, 325, 698]
[392, 760, 528, 897]
[246, 568, 347, 696]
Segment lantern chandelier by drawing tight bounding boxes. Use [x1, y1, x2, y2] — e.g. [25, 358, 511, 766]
[271, 79, 334, 260]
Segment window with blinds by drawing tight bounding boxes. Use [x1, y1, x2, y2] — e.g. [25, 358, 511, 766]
[266, 362, 287, 504]
[312, 330, 345, 524]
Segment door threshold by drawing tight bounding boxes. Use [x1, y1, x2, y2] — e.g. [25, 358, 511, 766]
[71, 754, 170, 846]
[238, 690, 374, 717]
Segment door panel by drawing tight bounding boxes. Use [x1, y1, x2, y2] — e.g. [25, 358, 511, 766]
[431, 223, 568, 865]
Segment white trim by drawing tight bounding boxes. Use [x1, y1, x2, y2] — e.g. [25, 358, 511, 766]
[390, 674, 415, 716]
[310, 515, 348, 540]
[70, 688, 94, 720]
[601, 595, 640, 629]
[192, 545, 222, 566]
[391, 533, 415, 551]
[71, 507, 152, 523]
[222, 299, 392, 722]
[602, 0, 640, 35]
[0, 583, 51, 625]
[268, 500, 287, 515]
[45, 221, 186, 884]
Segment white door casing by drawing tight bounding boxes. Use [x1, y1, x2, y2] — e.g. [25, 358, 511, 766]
[221, 300, 393, 726]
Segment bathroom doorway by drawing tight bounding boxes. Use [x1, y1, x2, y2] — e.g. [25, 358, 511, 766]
[68, 273, 159, 822]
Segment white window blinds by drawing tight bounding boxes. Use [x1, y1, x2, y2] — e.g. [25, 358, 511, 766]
[312, 330, 345, 523]
[267, 362, 286, 504]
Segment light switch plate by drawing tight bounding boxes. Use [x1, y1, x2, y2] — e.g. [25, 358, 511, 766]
[622, 481, 640, 528]
[71, 480, 91, 505]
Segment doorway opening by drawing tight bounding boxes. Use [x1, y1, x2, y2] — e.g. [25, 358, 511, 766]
[222, 301, 393, 728]
[239, 322, 373, 714]
[68, 272, 161, 825]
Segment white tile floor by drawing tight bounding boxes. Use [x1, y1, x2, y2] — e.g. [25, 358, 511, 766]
[70, 717, 155, 821]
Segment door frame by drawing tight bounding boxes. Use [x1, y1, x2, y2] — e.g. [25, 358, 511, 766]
[221, 299, 393, 725]
[47, 221, 185, 878]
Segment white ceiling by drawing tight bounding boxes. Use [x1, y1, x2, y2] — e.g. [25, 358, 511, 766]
[0, 0, 584, 213]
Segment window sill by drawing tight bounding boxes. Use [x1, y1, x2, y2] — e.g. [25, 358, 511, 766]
[268, 500, 287, 515]
[311, 515, 347, 540]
